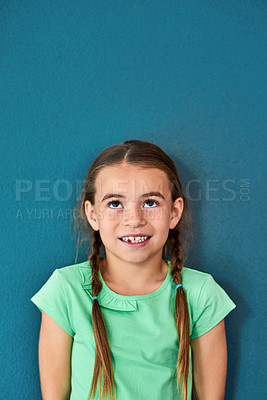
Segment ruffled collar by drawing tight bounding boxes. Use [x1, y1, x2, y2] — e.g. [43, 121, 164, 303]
[79, 260, 172, 312]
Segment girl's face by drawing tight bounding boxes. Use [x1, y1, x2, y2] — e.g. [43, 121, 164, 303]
[85, 163, 183, 266]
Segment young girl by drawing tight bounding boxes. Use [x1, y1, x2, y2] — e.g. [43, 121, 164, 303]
[31, 140, 236, 400]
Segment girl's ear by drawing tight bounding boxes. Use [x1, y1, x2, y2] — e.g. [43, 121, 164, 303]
[84, 200, 99, 231]
[169, 197, 184, 229]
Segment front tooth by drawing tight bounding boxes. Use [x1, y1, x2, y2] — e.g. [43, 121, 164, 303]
[122, 236, 148, 243]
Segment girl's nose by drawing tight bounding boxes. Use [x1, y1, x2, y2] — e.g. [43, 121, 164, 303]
[123, 208, 146, 228]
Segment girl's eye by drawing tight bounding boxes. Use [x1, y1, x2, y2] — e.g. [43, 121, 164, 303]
[144, 199, 159, 208]
[107, 200, 122, 209]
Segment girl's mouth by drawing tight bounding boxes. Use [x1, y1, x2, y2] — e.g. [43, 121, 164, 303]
[119, 235, 151, 247]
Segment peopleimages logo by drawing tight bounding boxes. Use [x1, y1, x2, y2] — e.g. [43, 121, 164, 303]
[14, 178, 251, 220]
[184, 179, 251, 202]
[15, 179, 85, 202]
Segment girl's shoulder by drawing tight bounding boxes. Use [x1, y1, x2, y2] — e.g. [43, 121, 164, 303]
[181, 265, 214, 290]
[181, 265, 221, 297]
[168, 261, 233, 308]
[31, 261, 91, 300]
[180, 264, 236, 315]
[180, 265, 236, 338]
[165, 261, 213, 292]
[182, 265, 212, 281]
[53, 260, 92, 285]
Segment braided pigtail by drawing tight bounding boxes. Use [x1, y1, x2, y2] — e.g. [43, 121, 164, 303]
[88, 230, 116, 400]
[169, 224, 190, 400]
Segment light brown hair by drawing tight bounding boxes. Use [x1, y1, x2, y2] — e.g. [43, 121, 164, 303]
[73, 139, 193, 400]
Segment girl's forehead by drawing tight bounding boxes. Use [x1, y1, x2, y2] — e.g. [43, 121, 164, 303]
[94, 164, 171, 198]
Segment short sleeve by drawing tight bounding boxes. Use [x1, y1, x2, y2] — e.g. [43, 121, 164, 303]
[30, 269, 75, 337]
[190, 274, 236, 339]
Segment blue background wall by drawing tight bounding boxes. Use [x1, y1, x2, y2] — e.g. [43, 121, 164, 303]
[1, 1, 266, 398]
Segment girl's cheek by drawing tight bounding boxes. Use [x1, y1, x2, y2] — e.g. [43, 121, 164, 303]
[145, 208, 163, 221]
[105, 209, 122, 221]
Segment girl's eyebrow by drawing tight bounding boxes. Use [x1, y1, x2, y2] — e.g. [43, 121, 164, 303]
[101, 191, 165, 202]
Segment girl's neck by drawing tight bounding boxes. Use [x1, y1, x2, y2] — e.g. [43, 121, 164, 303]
[99, 256, 169, 296]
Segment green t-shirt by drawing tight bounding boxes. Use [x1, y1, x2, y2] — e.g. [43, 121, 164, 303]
[30, 260, 236, 400]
